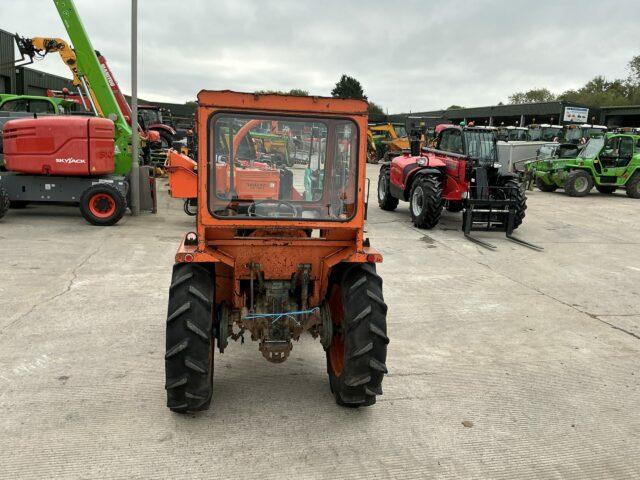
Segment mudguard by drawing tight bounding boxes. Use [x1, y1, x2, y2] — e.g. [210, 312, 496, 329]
[150, 123, 177, 136]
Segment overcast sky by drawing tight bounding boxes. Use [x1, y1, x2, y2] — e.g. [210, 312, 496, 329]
[3, 0, 638, 112]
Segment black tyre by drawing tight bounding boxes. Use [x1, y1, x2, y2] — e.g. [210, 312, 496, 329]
[625, 173, 640, 199]
[409, 175, 443, 229]
[564, 170, 593, 197]
[286, 154, 294, 168]
[326, 263, 388, 407]
[446, 200, 464, 213]
[377, 168, 399, 211]
[596, 185, 617, 194]
[79, 184, 126, 226]
[0, 186, 9, 220]
[157, 130, 173, 150]
[535, 177, 558, 192]
[165, 263, 215, 413]
[502, 178, 527, 230]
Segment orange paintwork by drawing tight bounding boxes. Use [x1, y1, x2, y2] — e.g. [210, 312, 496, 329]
[165, 149, 197, 199]
[166, 147, 281, 200]
[176, 90, 379, 309]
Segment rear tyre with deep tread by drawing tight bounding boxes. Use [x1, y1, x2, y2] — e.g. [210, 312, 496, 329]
[326, 263, 388, 408]
[564, 170, 593, 197]
[625, 172, 640, 199]
[0, 186, 9, 220]
[377, 167, 399, 211]
[409, 175, 443, 229]
[165, 263, 215, 414]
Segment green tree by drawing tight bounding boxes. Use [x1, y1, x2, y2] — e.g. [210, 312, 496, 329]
[331, 74, 367, 99]
[558, 76, 638, 106]
[627, 54, 640, 85]
[447, 105, 463, 110]
[508, 88, 555, 104]
[254, 89, 309, 96]
[368, 101, 384, 115]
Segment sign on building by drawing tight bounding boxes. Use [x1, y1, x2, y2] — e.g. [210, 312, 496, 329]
[563, 106, 589, 123]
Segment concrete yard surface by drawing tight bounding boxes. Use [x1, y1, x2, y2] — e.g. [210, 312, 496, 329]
[1, 164, 639, 479]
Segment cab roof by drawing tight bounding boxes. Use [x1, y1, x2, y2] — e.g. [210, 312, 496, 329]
[197, 90, 369, 116]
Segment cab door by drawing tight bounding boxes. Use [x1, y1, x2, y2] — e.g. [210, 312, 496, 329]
[597, 136, 634, 183]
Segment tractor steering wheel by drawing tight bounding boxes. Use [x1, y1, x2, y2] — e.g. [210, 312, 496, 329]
[247, 200, 298, 218]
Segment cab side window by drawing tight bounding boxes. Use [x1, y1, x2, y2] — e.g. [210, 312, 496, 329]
[619, 137, 633, 158]
[29, 100, 56, 114]
[0, 99, 28, 112]
[437, 130, 450, 151]
[439, 129, 463, 154]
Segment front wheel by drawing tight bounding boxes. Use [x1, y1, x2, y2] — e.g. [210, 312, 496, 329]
[625, 173, 640, 199]
[158, 131, 173, 150]
[409, 175, 443, 229]
[377, 168, 399, 211]
[79, 184, 126, 226]
[165, 263, 215, 413]
[326, 263, 388, 407]
[564, 170, 593, 197]
[502, 178, 527, 230]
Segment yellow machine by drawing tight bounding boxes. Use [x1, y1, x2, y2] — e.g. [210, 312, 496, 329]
[367, 123, 410, 163]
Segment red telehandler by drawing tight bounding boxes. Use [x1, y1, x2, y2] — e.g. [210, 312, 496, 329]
[377, 125, 541, 250]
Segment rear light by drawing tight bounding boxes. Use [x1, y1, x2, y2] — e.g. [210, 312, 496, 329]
[184, 253, 194, 262]
[366, 254, 382, 263]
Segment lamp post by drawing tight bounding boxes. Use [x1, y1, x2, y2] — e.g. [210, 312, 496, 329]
[130, 0, 140, 216]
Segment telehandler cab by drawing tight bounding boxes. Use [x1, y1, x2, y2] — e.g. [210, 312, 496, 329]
[165, 91, 388, 412]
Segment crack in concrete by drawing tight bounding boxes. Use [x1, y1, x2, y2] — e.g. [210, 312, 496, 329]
[405, 224, 640, 342]
[1, 237, 109, 335]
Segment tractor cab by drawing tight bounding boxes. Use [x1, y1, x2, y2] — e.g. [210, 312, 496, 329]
[209, 113, 356, 220]
[563, 124, 607, 145]
[497, 126, 529, 142]
[528, 124, 564, 142]
[139, 105, 167, 127]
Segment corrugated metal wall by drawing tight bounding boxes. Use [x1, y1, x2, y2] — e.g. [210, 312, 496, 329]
[16, 68, 75, 96]
[1, 28, 74, 96]
[0, 29, 16, 94]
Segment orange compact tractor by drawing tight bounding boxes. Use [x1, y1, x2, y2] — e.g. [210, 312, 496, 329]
[165, 91, 389, 412]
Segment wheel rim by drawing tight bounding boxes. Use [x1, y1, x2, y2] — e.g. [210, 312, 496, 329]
[411, 186, 424, 216]
[378, 175, 387, 201]
[328, 284, 345, 377]
[574, 177, 588, 192]
[88, 193, 116, 218]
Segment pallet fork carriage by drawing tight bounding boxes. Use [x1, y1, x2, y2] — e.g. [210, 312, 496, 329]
[463, 185, 543, 251]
